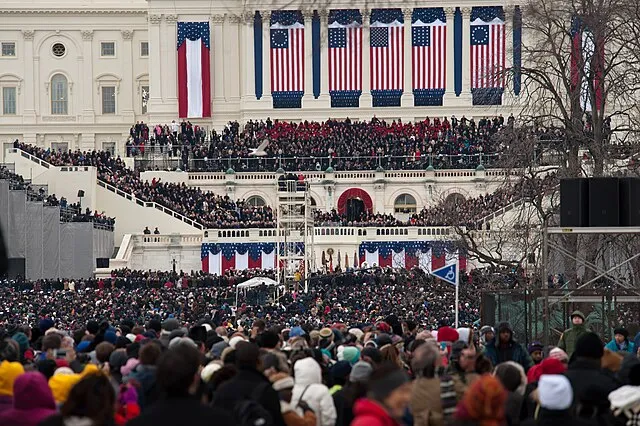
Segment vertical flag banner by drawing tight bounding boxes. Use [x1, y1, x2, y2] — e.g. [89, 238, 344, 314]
[412, 8, 446, 106]
[513, 6, 522, 96]
[454, 8, 462, 96]
[270, 10, 305, 108]
[370, 8, 404, 107]
[358, 241, 466, 271]
[470, 6, 505, 106]
[312, 11, 321, 99]
[571, 17, 603, 112]
[328, 9, 363, 107]
[177, 22, 211, 118]
[254, 12, 263, 100]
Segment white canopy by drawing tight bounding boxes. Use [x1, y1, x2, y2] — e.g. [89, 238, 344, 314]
[236, 277, 279, 290]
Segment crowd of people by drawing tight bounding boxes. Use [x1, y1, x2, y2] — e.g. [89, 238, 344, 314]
[0, 165, 115, 230]
[0, 265, 638, 425]
[13, 141, 557, 230]
[129, 116, 510, 172]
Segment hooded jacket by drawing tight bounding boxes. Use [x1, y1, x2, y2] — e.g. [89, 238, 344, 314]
[557, 311, 589, 358]
[483, 323, 532, 372]
[351, 399, 401, 426]
[291, 357, 337, 426]
[0, 372, 57, 426]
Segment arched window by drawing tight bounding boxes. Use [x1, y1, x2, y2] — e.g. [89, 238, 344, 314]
[394, 193, 417, 214]
[51, 74, 68, 115]
[246, 195, 266, 207]
[445, 193, 465, 207]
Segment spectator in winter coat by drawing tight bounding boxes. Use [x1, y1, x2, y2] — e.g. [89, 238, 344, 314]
[605, 328, 636, 354]
[483, 322, 533, 373]
[564, 332, 620, 421]
[557, 311, 589, 358]
[0, 372, 57, 426]
[291, 357, 337, 426]
[124, 341, 161, 410]
[453, 374, 507, 426]
[0, 360, 25, 413]
[351, 363, 412, 426]
[212, 341, 286, 426]
[521, 375, 594, 426]
[271, 373, 317, 426]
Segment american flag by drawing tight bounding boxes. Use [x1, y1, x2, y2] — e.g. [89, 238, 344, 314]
[470, 16, 505, 89]
[571, 17, 603, 112]
[328, 10, 362, 92]
[270, 13, 304, 93]
[412, 8, 446, 90]
[370, 9, 404, 91]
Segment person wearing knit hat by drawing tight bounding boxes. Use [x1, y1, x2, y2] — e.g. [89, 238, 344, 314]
[557, 310, 589, 358]
[11, 332, 29, 361]
[0, 372, 57, 426]
[548, 347, 568, 364]
[606, 327, 637, 354]
[201, 362, 222, 383]
[350, 361, 373, 383]
[454, 374, 507, 425]
[48, 363, 99, 405]
[527, 341, 544, 365]
[348, 328, 364, 342]
[479, 325, 495, 348]
[537, 374, 574, 411]
[0, 360, 25, 412]
[228, 335, 246, 349]
[521, 358, 568, 420]
[483, 322, 533, 372]
[352, 363, 412, 426]
[437, 326, 459, 344]
[330, 360, 352, 395]
[270, 372, 317, 426]
[564, 332, 620, 420]
[338, 346, 361, 365]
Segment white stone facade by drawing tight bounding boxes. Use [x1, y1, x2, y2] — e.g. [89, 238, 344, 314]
[0, 0, 520, 162]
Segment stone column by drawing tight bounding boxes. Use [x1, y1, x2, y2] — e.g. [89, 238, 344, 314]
[120, 30, 135, 121]
[164, 14, 179, 107]
[319, 9, 330, 102]
[401, 8, 414, 107]
[211, 14, 225, 103]
[225, 14, 241, 102]
[21, 30, 36, 123]
[302, 11, 313, 103]
[147, 14, 163, 118]
[443, 7, 456, 105]
[80, 30, 95, 121]
[239, 11, 255, 101]
[361, 8, 371, 105]
[261, 10, 272, 102]
[461, 7, 472, 101]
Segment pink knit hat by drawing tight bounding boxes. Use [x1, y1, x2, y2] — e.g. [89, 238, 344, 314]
[121, 358, 140, 377]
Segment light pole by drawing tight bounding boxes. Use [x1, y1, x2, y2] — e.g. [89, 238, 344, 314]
[328, 147, 334, 169]
[377, 147, 383, 168]
[478, 145, 484, 167]
[278, 148, 283, 170]
[427, 146, 433, 168]
[227, 149, 233, 170]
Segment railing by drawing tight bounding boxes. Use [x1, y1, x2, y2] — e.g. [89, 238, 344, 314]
[96, 180, 204, 230]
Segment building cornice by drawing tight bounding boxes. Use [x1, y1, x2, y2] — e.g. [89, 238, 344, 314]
[0, 9, 147, 15]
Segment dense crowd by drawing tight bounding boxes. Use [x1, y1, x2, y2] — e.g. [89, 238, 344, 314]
[0, 265, 638, 426]
[13, 141, 557, 230]
[0, 165, 115, 230]
[129, 116, 510, 172]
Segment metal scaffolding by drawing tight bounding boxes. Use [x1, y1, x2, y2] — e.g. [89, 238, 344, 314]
[276, 178, 315, 292]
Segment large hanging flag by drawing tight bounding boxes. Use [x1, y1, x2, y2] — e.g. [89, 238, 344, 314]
[470, 7, 505, 105]
[570, 17, 604, 112]
[358, 241, 466, 271]
[370, 8, 404, 107]
[201, 243, 276, 274]
[177, 22, 211, 118]
[270, 10, 305, 108]
[412, 8, 446, 106]
[328, 9, 363, 107]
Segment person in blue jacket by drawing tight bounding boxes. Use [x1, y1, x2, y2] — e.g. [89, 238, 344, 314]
[605, 327, 636, 353]
[483, 322, 533, 372]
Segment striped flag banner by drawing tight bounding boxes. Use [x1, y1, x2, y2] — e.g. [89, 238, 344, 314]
[370, 8, 404, 107]
[571, 17, 604, 112]
[270, 10, 305, 108]
[328, 9, 363, 107]
[177, 22, 211, 118]
[470, 6, 505, 105]
[412, 7, 446, 106]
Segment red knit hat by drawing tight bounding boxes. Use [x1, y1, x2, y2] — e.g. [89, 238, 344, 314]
[375, 322, 392, 334]
[437, 326, 459, 343]
[527, 358, 566, 383]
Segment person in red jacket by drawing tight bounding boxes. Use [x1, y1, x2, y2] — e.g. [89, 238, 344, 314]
[351, 363, 412, 426]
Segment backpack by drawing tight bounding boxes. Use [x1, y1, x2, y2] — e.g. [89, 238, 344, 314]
[233, 382, 274, 426]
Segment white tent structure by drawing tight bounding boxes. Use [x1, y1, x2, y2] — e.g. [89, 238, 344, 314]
[235, 277, 284, 307]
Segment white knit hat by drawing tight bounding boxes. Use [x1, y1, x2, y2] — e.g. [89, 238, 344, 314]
[229, 335, 246, 349]
[201, 362, 222, 383]
[538, 375, 573, 410]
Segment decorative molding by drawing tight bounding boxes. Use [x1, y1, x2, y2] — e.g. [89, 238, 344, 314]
[42, 116, 77, 122]
[319, 9, 328, 22]
[95, 73, 122, 94]
[261, 10, 271, 21]
[444, 7, 456, 16]
[211, 14, 225, 24]
[302, 10, 313, 22]
[81, 30, 94, 41]
[243, 11, 255, 24]
[22, 30, 35, 40]
[121, 30, 134, 40]
[361, 9, 370, 22]
[402, 8, 412, 19]
[148, 14, 162, 25]
[227, 14, 242, 24]
[0, 9, 147, 15]
[461, 7, 472, 16]
[165, 14, 178, 24]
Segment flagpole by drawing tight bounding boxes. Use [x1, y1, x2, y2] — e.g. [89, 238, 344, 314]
[454, 257, 459, 328]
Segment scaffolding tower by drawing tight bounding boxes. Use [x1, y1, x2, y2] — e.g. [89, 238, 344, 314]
[276, 177, 315, 292]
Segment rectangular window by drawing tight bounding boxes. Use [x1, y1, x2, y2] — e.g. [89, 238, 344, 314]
[140, 41, 149, 57]
[1, 42, 15, 57]
[103, 142, 116, 155]
[102, 86, 116, 114]
[101, 42, 115, 57]
[141, 85, 149, 114]
[2, 87, 16, 115]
